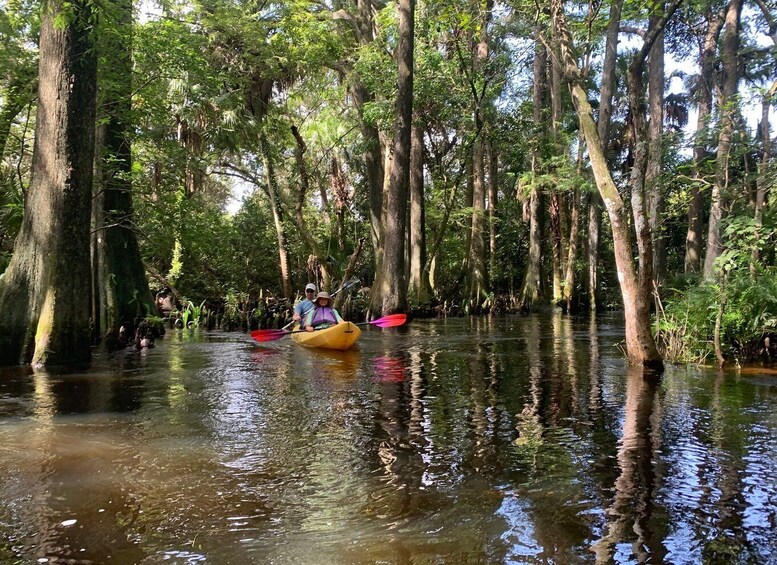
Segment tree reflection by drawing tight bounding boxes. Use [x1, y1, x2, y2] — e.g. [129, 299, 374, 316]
[592, 368, 665, 563]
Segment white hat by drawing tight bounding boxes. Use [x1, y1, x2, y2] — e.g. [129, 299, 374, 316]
[305, 283, 317, 291]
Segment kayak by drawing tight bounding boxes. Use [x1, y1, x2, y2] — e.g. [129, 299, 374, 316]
[291, 321, 361, 350]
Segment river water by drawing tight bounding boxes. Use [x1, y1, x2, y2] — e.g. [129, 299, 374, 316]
[1, 314, 776, 563]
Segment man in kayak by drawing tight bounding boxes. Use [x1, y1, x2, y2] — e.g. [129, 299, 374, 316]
[292, 283, 317, 326]
[304, 291, 343, 332]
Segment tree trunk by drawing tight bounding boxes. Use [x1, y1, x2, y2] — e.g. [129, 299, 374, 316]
[623, 0, 681, 368]
[751, 81, 775, 271]
[379, 0, 414, 315]
[408, 118, 429, 303]
[290, 125, 332, 289]
[564, 187, 580, 313]
[330, 157, 347, 251]
[468, 134, 488, 305]
[92, 0, 154, 342]
[646, 11, 666, 289]
[550, 192, 564, 304]
[589, 0, 624, 311]
[549, 54, 565, 305]
[520, 189, 543, 309]
[625, 11, 670, 334]
[520, 25, 546, 310]
[551, 0, 663, 370]
[704, 0, 742, 278]
[0, 0, 98, 366]
[258, 131, 292, 298]
[466, 0, 492, 307]
[686, 8, 725, 274]
[487, 139, 498, 283]
[349, 0, 385, 286]
[351, 82, 385, 265]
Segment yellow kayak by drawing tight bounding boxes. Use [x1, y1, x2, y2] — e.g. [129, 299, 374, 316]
[291, 321, 361, 350]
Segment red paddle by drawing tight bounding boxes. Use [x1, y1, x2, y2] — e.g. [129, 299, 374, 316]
[251, 314, 407, 342]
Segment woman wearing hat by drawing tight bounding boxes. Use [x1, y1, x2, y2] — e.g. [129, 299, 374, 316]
[303, 291, 343, 332]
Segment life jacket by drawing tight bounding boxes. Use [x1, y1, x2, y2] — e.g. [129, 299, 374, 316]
[308, 306, 339, 327]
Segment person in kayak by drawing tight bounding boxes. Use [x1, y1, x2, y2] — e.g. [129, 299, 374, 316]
[304, 291, 343, 332]
[292, 282, 317, 326]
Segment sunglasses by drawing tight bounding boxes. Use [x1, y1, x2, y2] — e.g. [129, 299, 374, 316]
[306, 289, 315, 293]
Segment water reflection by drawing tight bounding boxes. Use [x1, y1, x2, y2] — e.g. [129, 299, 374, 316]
[592, 368, 663, 562]
[0, 321, 775, 563]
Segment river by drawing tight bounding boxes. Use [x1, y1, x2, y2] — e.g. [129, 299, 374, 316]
[1, 314, 776, 563]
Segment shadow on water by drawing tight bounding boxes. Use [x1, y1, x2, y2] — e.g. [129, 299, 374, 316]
[1, 317, 776, 563]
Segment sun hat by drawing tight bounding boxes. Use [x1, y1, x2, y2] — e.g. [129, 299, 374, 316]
[305, 283, 317, 292]
[314, 291, 331, 305]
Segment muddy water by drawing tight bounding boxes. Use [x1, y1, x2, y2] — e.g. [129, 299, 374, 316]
[1, 314, 775, 563]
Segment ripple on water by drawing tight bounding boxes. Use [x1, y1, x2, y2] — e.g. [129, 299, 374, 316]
[2, 325, 777, 564]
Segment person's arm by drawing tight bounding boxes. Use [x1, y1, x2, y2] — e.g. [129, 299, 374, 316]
[292, 302, 303, 322]
[304, 309, 315, 331]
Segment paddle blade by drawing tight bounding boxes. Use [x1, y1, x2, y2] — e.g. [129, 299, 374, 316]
[370, 314, 407, 328]
[251, 329, 290, 342]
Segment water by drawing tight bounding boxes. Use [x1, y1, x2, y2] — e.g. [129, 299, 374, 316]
[1, 314, 776, 563]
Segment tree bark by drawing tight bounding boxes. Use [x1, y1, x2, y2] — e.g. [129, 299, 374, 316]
[686, 8, 725, 274]
[704, 0, 743, 278]
[352, 82, 385, 264]
[379, 0, 414, 314]
[520, 189, 543, 309]
[0, 0, 98, 366]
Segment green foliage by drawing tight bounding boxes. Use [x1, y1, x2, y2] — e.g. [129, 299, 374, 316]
[659, 269, 777, 363]
[221, 289, 250, 331]
[0, 169, 23, 273]
[180, 299, 207, 329]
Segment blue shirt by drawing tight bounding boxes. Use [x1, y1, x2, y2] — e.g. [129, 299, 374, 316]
[294, 298, 315, 320]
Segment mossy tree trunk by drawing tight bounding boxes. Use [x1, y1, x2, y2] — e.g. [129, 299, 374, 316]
[0, 0, 98, 366]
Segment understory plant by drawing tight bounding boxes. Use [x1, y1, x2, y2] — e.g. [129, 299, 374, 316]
[658, 268, 777, 365]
